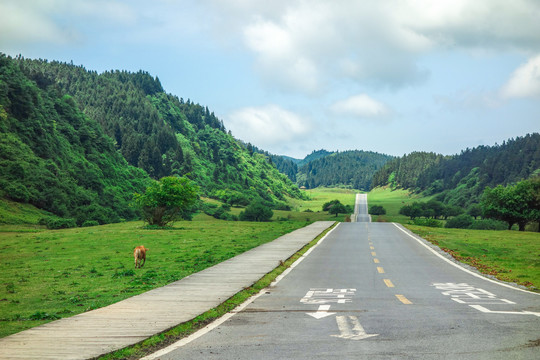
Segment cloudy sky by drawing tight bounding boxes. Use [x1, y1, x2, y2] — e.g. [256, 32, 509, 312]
[1, 0, 539, 158]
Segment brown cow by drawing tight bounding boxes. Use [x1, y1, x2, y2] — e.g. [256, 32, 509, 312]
[134, 246, 148, 268]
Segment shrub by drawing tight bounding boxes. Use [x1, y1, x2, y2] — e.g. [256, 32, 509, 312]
[369, 205, 386, 215]
[239, 201, 273, 222]
[274, 202, 292, 211]
[412, 218, 443, 227]
[82, 220, 99, 227]
[468, 219, 507, 230]
[445, 214, 474, 229]
[45, 217, 77, 229]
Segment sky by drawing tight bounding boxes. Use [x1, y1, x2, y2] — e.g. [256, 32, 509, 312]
[1, 0, 539, 159]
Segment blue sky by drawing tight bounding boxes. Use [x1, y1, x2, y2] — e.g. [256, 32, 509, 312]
[1, 0, 539, 158]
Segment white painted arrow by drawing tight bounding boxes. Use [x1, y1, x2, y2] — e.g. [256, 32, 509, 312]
[470, 305, 540, 317]
[306, 304, 336, 319]
[332, 315, 379, 340]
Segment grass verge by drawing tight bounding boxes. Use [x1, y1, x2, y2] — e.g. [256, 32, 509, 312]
[406, 225, 540, 291]
[0, 219, 310, 338]
[96, 222, 337, 360]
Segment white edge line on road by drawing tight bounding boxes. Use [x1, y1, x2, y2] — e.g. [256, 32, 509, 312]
[141, 222, 341, 360]
[392, 223, 540, 296]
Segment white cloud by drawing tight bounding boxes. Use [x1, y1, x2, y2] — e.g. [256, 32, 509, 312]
[0, 0, 137, 48]
[208, 0, 540, 93]
[331, 94, 389, 118]
[501, 54, 540, 99]
[0, 1, 74, 46]
[226, 105, 311, 147]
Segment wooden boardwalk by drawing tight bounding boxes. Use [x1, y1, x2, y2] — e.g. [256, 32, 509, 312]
[0, 221, 334, 360]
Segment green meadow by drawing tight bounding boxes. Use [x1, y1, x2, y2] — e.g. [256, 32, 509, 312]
[0, 188, 356, 338]
[0, 218, 311, 337]
[367, 186, 433, 223]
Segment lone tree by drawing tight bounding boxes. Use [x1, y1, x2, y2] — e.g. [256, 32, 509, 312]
[323, 200, 347, 217]
[369, 205, 386, 215]
[133, 176, 199, 227]
[239, 200, 273, 222]
[481, 179, 538, 231]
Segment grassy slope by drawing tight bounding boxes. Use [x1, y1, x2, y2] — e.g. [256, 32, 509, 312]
[367, 187, 433, 223]
[368, 187, 540, 291]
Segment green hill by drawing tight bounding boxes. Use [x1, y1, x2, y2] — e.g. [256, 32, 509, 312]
[295, 150, 393, 190]
[0, 54, 304, 224]
[371, 134, 540, 207]
[0, 54, 150, 225]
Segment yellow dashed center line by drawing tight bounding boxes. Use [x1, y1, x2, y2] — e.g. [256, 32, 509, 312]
[370, 246, 375, 250]
[377, 267, 385, 274]
[373, 258, 380, 263]
[396, 294, 412, 304]
[383, 279, 395, 288]
[371, 252, 377, 257]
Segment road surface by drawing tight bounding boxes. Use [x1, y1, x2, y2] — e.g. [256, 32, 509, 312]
[353, 193, 371, 223]
[149, 221, 540, 359]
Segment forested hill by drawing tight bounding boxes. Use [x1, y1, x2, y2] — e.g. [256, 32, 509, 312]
[371, 133, 540, 207]
[0, 54, 150, 224]
[295, 150, 393, 190]
[0, 53, 303, 223]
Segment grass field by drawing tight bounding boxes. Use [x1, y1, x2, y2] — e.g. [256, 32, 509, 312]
[367, 187, 433, 223]
[406, 225, 540, 291]
[0, 188, 356, 338]
[0, 219, 310, 338]
[2, 185, 537, 340]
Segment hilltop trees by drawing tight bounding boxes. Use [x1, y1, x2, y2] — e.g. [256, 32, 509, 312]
[0, 54, 149, 226]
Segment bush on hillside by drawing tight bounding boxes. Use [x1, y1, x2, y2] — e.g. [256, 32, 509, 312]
[369, 205, 386, 215]
[239, 201, 273, 222]
[42, 217, 77, 229]
[445, 214, 474, 229]
[468, 219, 507, 230]
[412, 218, 443, 227]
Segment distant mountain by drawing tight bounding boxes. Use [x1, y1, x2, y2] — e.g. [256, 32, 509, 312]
[0, 53, 304, 224]
[371, 133, 540, 207]
[263, 149, 391, 190]
[298, 149, 333, 167]
[296, 150, 393, 190]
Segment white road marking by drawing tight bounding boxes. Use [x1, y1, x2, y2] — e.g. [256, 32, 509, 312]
[306, 304, 336, 319]
[300, 288, 356, 304]
[393, 223, 540, 296]
[332, 315, 379, 340]
[433, 282, 539, 316]
[469, 305, 540, 317]
[142, 223, 341, 359]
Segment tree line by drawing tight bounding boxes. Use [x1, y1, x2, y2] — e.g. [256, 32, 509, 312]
[0, 53, 305, 225]
[294, 150, 392, 190]
[371, 135, 540, 209]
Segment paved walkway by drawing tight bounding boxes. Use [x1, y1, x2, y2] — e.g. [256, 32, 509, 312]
[0, 221, 334, 360]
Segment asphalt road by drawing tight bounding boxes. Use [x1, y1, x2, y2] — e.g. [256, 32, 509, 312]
[152, 221, 540, 359]
[353, 193, 371, 223]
